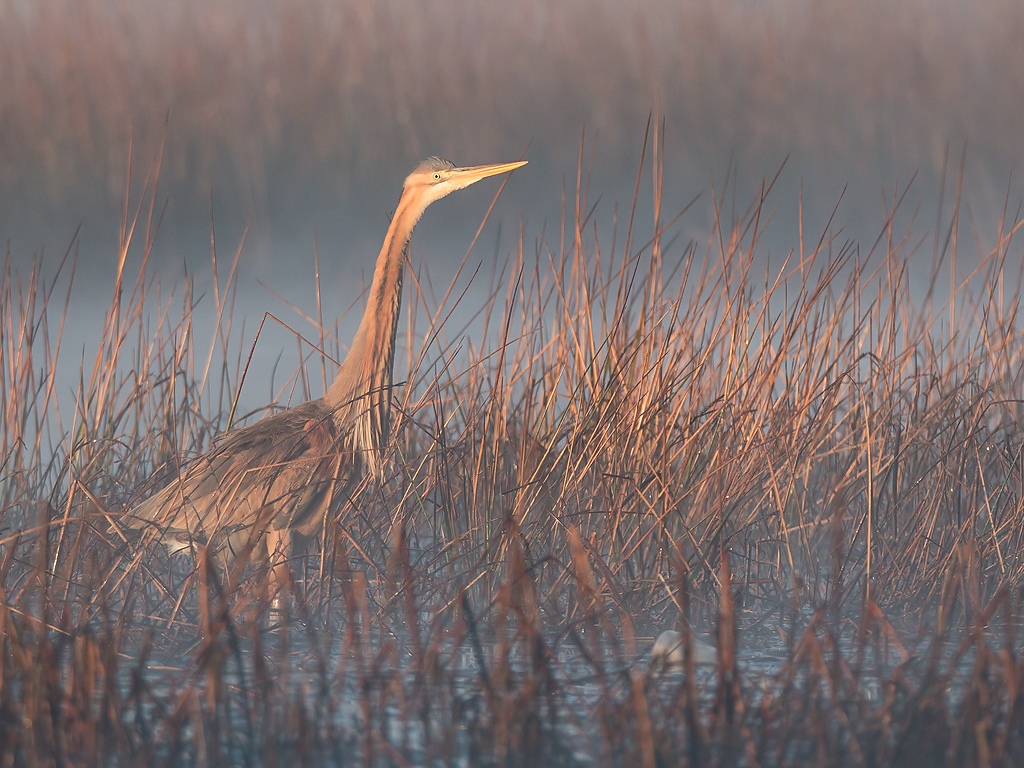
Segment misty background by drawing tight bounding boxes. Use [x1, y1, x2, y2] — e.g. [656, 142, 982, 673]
[3, 0, 1023, 409]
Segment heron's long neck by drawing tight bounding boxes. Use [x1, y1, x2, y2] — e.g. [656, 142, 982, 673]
[326, 188, 429, 469]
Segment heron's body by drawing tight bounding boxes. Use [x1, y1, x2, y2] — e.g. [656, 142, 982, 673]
[130, 400, 356, 560]
[124, 157, 526, 583]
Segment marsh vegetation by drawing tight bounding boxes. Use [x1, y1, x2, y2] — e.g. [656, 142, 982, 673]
[3, 133, 1024, 765]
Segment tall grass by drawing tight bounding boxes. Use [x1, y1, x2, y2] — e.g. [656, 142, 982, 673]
[2, 140, 1024, 764]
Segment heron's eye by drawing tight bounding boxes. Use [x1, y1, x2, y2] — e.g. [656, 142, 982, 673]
[432, 172, 442, 180]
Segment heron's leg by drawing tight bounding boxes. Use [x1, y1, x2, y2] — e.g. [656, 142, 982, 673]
[265, 527, 291, 612]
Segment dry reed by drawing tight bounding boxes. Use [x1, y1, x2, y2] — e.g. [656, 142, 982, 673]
[2, 135, 1024, 765]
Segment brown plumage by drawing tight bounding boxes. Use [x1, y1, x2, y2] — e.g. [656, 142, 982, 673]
[123, 157, 527, 586]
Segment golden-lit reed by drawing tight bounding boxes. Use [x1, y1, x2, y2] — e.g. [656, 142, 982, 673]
[2, 134, 1024, 764]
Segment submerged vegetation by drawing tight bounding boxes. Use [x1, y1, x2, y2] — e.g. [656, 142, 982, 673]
[2, 141, 1024, 765]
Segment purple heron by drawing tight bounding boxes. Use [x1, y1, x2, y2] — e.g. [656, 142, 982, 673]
[121, 157, 527, 594]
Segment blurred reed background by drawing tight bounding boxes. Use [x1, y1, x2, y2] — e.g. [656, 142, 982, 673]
[3, 0, 1023, 274]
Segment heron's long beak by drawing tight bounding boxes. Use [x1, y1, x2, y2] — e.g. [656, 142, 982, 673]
[450, 160, 528, 189]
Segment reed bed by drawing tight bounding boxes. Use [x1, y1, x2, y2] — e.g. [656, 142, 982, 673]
[4, 0, 1024, 215]
[2, 145, 1024, 765]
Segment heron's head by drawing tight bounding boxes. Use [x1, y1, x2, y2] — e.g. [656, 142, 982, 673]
[403, 156, 527, 208]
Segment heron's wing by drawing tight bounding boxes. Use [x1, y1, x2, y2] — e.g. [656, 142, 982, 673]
[261, 415, 361, 535]
[128, 401, 356, 540]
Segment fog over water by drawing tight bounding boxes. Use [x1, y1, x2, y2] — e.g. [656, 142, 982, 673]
[3, 0, 1024, 413]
